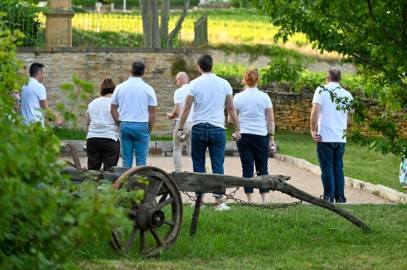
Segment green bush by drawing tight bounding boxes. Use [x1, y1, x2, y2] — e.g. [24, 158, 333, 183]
[261, 58, 304, 88]
[0, 29, 138, 269]
[73, 29, 143, 48]
[0, 0, 41, 46]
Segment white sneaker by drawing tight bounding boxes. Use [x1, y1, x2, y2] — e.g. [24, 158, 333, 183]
[214, 202, 231, 211]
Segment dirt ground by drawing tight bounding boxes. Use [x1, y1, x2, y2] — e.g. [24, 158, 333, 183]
[78, 155, 389, 205]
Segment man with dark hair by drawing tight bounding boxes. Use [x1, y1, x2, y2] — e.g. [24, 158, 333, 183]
[20, 62, 62, 127]
[310, 68, 353, 203]
[111, 60, 157, 167]
[177, 54, 241, 211]
[131, 61, 145, 76]
[196, 54, 213, 72]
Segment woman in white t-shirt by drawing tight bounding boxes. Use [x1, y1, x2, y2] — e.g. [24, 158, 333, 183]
[234, 70, 276, 203]
[86, 78, 120, 170]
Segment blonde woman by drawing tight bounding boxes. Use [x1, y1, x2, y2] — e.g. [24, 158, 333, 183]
[233, 69, 275, 203]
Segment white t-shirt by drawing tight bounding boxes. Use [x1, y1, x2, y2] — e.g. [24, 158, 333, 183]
[234, 87, 272, 136]
[20, 77, 47, 127]
[87, 96, 118, 141]
[174, 84, 193, 122]
[111, 77, 157, 122]
[189, 73, 233, 129]
[312, 82, 353, 143]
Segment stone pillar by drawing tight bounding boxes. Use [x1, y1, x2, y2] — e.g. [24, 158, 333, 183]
[45, 0, 74, 49]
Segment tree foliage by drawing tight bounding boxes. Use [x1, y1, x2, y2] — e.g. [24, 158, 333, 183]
[254, 0, 407, 155]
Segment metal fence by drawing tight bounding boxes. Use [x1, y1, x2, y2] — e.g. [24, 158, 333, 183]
[0, 5, 45, 47]
[1, 9, 202, 48]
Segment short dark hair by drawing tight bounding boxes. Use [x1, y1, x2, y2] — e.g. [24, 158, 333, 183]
[328, 68, 341, 82]
[131, 60, 145, 76]
[29, 63, 45, 77]
[100, 78, 116, 96]
[197, 54, 213, 72]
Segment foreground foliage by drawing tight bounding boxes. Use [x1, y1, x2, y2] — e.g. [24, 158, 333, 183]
[76, 204, 407, 270]
[0, 29, 136, 269]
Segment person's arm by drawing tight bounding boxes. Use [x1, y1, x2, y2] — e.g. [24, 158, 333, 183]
[111, 104, 120, 125]
[167, 103, 181, 119]
[148, 106, 156, 132]
[86, 113, 91, 131]
[266, 107, 275, 141]
[226, 94, 240, 140]
[178, 95, 193, 129]
[310, 103, 322, 142]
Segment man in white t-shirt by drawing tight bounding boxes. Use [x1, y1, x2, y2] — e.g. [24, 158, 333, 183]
[177, 54, 241, 211]
[111, 60, 157, 167]
[310, 68, 354, 203]
[167, 72, 193, 172]
[20, 63, 62, 127]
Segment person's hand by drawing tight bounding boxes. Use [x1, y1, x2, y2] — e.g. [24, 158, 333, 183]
[166, 112, 174, 119]
[54, 116, 63, 126]
[311, 130, 322, 142]
[177, 129, 187, 142]
[232, 130, 241, 141]
[269, 139, 277, 154]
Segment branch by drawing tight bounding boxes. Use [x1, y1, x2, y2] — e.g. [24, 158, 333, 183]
[366, 0, 374, 21]
[167, 0, 190, 48]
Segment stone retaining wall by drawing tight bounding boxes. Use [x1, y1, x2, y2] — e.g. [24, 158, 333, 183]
[17, 48, 200, 134]
[17, 48, 407, 136]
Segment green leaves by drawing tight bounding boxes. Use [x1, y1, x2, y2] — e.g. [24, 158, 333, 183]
[255, 0, 407, 156]
[0, 29, 137, 269]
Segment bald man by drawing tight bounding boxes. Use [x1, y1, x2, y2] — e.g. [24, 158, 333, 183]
[167, 72, 193, 172]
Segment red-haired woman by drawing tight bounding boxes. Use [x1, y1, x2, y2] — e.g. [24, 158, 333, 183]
[233, 69, 276, 203]
[86, 78, 120, 170]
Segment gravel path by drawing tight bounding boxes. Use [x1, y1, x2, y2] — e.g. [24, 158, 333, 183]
[77, 155, 388, 205]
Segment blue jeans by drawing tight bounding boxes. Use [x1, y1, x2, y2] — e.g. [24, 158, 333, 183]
[120, 122, 150, 168]
[317, 142, 346, 203]
[191, 123, 226, 195]
[237, 133, 269, 193]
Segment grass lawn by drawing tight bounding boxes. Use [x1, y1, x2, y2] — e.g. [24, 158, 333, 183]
[75, 204, 407, 270]
[276, 132, 402, 191]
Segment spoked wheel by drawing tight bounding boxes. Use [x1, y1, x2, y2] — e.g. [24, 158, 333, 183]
[111, 166, 183, 257]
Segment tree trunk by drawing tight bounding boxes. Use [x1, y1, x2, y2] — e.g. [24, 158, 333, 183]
[140, 0, 152, 48]
[161, 0, 170, 47]
[151, 0, 161, 48]
[167, 0, 190, 48]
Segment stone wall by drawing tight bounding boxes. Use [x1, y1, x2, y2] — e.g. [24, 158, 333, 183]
[17, 48, 406, 137]
[17, 48, 200, 134]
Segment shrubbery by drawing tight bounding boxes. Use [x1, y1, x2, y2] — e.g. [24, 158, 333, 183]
[0, 0, 41, 46]
[0, 28, 140, 269]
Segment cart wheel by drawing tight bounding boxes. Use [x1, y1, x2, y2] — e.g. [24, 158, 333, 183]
[111, 166, 183, 257]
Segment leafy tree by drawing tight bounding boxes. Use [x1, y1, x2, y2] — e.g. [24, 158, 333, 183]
[254, 0, 407, 155]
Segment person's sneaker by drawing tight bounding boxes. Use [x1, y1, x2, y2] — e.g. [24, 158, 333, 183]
[214, 202, 231, 211]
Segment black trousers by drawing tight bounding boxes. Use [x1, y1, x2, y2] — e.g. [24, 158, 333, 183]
[86, 137, 120, 171]
[236, 133, 269, 193]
